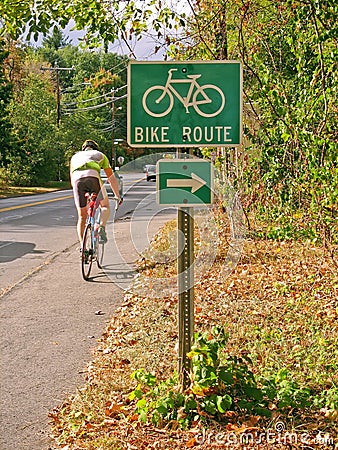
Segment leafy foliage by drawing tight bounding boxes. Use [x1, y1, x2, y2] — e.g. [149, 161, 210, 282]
[238, 1, 338, 245]
[173, 0, 337, 246]
[1, 35, 131, 184]
[127, 326, 317, 428]
[0, 38, 16, 170]
[5, 69, 59, 185]
[0, 0, 187, 54]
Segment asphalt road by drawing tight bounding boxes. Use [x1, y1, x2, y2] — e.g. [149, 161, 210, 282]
[0, 190, 76, 296]
[0, 174, 175, 449]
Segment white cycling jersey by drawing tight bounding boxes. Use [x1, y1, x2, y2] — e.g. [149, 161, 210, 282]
[70, 150, 110, 183]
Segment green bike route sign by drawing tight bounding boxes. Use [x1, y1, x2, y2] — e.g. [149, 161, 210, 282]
[157, 159, 213, 206]
[127, 61, 242, 148]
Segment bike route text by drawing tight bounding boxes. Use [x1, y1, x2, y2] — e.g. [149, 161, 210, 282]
[134, 126, 234, 145]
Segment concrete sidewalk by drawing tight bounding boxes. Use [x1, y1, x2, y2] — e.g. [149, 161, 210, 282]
[0, 211, 174, 450]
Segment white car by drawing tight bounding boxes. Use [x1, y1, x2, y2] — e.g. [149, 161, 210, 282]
[100, 169, 123, 198]
[146, 165, 156, 181]
[143, 164, 153, 173]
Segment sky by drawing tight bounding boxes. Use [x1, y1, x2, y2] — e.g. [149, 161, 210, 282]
[60, 21, 166, 61]
[109, 36, 167, 61]
[27, 21, 169, 61]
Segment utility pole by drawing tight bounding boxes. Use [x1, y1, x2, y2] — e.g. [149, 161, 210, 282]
[111, 89, 115, 168]
[40, 66, 74, 180]
[111, 89, 123, 169]
[40, 66, 74, 127]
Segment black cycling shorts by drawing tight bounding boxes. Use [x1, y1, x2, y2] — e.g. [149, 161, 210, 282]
[72, 176, 106, 208]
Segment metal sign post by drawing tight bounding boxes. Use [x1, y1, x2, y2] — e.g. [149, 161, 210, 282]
[157, 159, 213, 390]
[178, 207, 194, 390]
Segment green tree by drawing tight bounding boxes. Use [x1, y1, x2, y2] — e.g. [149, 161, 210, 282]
[174, 0, 338, 244]
[42, 27, 70, 50]
[58, 50, 129, 161]
[0, 38, 15, 170]
[237, 0, 337, 243]
[37, 28, 72, 70]
[7, 68, 59, 185]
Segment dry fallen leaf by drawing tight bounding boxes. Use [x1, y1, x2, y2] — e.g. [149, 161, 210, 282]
[186, 436, 197, 447]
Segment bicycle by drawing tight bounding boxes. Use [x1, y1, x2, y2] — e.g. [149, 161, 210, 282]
[142, 68, 225, 118]
[81, 192, 122, 280]
[81, 192, 105, 281]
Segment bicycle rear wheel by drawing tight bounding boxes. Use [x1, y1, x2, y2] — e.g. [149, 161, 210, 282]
[81, 223, 94, 280]
[142, 86, 173, 117]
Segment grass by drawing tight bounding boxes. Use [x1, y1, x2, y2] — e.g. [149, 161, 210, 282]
[49, 209, 338, 449]
[0, 181, 71, 198]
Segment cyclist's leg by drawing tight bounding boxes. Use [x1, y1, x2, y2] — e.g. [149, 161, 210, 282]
[77, 206, 87, 243]
[73, 178, 89, 245]
[97, 184, 110, 244]
[99, 192, 110, 227]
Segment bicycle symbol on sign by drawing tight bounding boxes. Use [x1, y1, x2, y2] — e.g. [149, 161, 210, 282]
[142, 69, 225, 118]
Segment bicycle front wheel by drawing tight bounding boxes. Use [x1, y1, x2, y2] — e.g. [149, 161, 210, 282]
[81, 223, 94, 281]
[193, 84, 225, 117]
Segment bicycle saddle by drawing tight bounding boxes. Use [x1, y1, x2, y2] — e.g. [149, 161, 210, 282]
[187, 74, 201, 79]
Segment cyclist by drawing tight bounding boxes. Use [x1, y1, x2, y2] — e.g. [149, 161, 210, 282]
[70, 139, 122, 248]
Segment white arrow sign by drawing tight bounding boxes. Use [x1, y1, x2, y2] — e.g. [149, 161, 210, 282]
[166, 172, 207, 193]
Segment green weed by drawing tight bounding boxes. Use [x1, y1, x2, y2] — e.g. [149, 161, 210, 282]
[127, 326, 319, 428]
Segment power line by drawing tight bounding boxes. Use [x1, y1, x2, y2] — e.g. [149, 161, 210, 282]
[63, 92, 112, 107]
[62, 94, 127, 114]
[62, 84, 127, 108]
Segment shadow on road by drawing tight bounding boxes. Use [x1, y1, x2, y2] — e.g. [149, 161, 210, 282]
[85, 272, 114, 283]
[0, 241, 47, 263]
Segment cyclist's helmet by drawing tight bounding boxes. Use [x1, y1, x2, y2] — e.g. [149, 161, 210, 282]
[82, 139, 99, 151]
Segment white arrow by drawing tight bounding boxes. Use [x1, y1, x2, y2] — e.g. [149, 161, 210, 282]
[167, 172, 207, 193]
